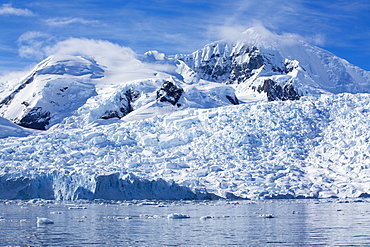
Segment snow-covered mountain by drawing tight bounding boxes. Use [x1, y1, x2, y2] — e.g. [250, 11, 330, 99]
[0, 53, 239, 130]
[175, 27, 370, 97]
[0, 27, 370, 200]
[1, 27, 369, 131]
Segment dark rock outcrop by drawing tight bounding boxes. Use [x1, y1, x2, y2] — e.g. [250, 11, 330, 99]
[178, 45, 266, 84]
[226, 95, 239, 105]
[256, 79, 300, 101]
[18, 107, 51, 130]
[228, 47, 265, 84]
[156, 81, 184, 107]
[101, 88, 140, 119]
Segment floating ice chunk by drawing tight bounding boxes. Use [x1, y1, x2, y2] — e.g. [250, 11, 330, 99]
[200, 215, 214, 220]
[68, 206, 87, 210]
[258, 214, 275, 218]
[37, 217, 54, 224]
[147, 215, 162, 219]
[138, 201, 158, 206]
[167, 213, 190, 219]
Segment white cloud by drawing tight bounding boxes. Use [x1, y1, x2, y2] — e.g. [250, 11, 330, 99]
[18, 31, 49, 43]
[207, 22, 307, 48]
[17, 34, 139, 69]
[0, 4, 34, 16]
[43, 38, 137, 67]
[45, 17, 99, 26]
[207, 24, 248, 43]
[308, 34, 326, 46]
[17, 32, 51, 60]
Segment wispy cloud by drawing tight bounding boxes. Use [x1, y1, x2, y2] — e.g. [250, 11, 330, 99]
[16, 31, 138, 68]
[45, 17, 100, 26]
[0, 3, 34, 16]
[17, 31, 52, 60]
[43, 38, 137, 67]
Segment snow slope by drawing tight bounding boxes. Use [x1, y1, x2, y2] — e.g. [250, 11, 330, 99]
[0, 116, 30, 138]
[0, 27, 370, 200]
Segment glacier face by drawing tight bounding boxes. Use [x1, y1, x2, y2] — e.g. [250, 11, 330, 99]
[0, 27, 370, 200]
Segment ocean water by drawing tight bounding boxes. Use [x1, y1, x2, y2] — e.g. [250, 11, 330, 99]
[1, 199, 370, 246]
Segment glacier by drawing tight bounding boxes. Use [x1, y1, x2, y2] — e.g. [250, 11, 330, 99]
[1, 93, 370, 200]
[0, 27, 370, 200]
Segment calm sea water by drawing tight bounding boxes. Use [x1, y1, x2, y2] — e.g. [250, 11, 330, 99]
[0, 199, 370, 246]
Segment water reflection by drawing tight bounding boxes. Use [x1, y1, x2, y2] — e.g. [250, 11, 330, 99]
[0, 199, 370, 246]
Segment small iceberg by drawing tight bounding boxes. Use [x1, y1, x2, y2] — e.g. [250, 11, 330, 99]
[50, 211, 63, 214]
[258, 214, 275, 218]
[200, 216, 214, 220]
[167, 213, 190, 219]
[68, 206, 87, 210]
[37, 217, 54, 224]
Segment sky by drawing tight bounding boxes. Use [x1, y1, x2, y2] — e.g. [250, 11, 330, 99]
[0, 0, 369, 76]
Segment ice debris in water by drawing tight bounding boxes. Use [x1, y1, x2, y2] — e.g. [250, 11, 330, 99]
[68, 206, 87, 210]
[37, 217, 54, 224]
[50, 211, 63, 214]
[167, 213, 190, 219]
[258, 214, 275, 218]
[200, 215, 214, 220]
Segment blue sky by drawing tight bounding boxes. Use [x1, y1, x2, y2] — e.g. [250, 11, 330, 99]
[0, 0, 369, 75]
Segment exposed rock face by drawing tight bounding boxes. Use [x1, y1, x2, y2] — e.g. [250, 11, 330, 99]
[101, 88, 140, 119]
[225, 95, 239, 105]
[227, 46, 265, 84]
[177, 45, 266, 84]
[256, 79, 300, 101]
[156, 81, 184, 106]
[18, 107, 51, 130]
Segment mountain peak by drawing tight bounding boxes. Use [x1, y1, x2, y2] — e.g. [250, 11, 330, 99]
[217, 25, 305, 50]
